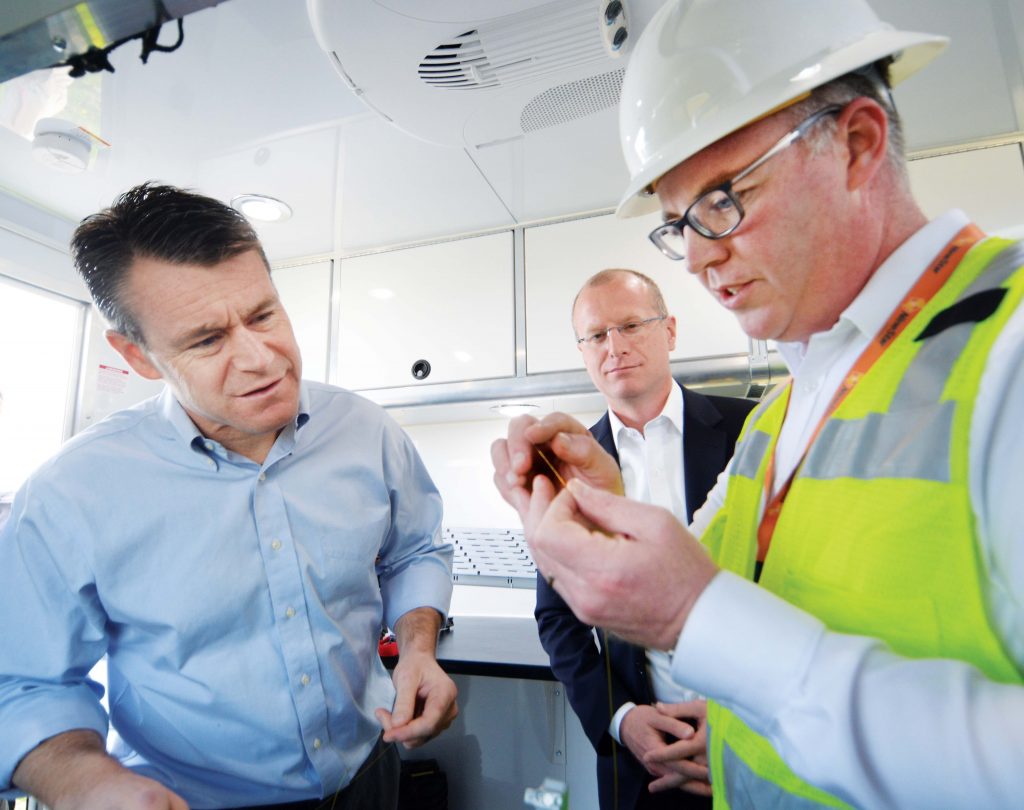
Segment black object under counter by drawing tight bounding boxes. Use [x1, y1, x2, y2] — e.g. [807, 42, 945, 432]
[385, 615, 553, 681]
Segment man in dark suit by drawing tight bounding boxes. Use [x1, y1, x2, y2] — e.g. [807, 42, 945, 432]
[535, 269, 754, 809]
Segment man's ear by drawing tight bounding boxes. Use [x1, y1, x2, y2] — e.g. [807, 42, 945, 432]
[105, 331, 163, 381]
[839, 97, 889, 192]
[665, 315, 678, 352]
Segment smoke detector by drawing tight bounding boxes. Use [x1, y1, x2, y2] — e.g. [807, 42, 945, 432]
[31, 118, 107, 173]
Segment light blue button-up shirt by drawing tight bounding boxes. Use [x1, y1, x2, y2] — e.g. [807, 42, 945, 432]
[0, 382, 452, 808]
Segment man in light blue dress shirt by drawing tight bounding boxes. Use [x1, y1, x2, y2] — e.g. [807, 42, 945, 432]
[0, 184, 457, 810]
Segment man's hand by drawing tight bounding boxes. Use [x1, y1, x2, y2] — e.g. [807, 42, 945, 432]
[376, 608, 458, 749]
[526, 479, 719, 651]
[491, 413, 623, 522]
[634, 700, 712, 796]
[13, 729, 189, 810]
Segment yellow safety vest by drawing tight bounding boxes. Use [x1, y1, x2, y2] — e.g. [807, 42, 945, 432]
[701, 237, 1024, 809]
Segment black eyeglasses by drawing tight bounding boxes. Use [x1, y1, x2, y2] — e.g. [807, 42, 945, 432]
[649, 105, 843, 261]
[576, 315, 666, 347]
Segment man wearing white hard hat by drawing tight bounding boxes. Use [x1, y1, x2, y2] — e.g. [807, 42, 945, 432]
[492, 0, 1024, 807]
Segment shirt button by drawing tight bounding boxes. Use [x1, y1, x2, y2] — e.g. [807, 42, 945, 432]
[207, 458, 215, 467]
[271, 539, 282, 551]
[313, 737, 322, 749]
[259, 472, 267, 482]
[285, 607, 296, 619]
[301, 673, 311, 686]
[204, 442, 213, 451]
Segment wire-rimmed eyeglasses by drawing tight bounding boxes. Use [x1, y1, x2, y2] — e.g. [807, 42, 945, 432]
[576, 315, 666, 347]
[649, 104, 843, 261]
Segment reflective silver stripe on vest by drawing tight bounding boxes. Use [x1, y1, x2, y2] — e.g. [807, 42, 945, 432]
[731, 385, 788, 480]
[802, 399, 954, 482]
[890, 240, 1024, 412]
[961, 240, 1024, 299]
[801, 242, 1022, 482]
[722, 740, 835, 810]
[732, 429, 773, 480]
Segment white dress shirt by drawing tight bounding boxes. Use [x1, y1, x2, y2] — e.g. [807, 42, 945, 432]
[606, 382, 699, 742]
[683, 211, 1024, 808]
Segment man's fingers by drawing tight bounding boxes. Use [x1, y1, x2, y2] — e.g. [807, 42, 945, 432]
[375, 707, 395, 733]
[490, 439, 531, 517]
[647, 772, 686, 793]
[523, 413, 590, 444]
[655, 699, 707, 721]
[525, 473, 558, 532]
[381, 698, 458, 749]
[565, 478, 670, 539]
[646, 711, 695, 740]
[644, 745, 710, 776]
[388, 677, 418, 728]
[681, 779, 714, 797]
[525, 484, 592, 588]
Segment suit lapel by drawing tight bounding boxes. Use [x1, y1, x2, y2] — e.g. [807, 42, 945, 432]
[589, 411, 620, 466]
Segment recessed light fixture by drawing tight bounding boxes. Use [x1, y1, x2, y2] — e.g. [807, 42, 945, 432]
[231, 193, 292, 222]
[490, 403, 540, 418]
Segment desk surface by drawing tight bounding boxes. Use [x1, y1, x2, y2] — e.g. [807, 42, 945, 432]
[433, 615, 554, 681]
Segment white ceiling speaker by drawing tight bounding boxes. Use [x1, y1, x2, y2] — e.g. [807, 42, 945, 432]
[307, 0, 665, 149]
[31, 118, 94, 173]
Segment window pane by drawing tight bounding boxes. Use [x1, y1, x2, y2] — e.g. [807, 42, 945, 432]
[0, 276, 83, 492]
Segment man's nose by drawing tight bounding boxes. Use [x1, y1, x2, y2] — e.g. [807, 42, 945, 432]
[231, 328, 275, 369]
[683, 228, 730, 276]
[605, 327, 630, 356]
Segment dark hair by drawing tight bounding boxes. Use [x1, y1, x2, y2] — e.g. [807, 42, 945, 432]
[572, 268, 669, 337]
[71, 183, 269, 346]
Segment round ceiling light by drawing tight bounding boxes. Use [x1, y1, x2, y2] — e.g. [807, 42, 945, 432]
[231, 193, 292, 222]
[490, 403, 540, 418]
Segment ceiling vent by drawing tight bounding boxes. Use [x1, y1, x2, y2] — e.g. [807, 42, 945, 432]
[308, 0, 664, 148]
[520, 68, 624, 132]
[418, 30, 497, 90]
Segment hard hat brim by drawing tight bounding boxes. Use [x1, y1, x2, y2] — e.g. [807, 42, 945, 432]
[616, 29, 948, 218]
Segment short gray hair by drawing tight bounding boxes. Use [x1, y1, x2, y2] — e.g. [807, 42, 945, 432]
[784, 59, 909, 187]
[572, 268, 668, 338]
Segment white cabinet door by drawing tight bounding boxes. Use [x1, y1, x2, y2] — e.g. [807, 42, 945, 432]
[336, 233, 515, 390]
[908, 144, 1024, 238]
[272, 260, 332, 384]
[524, 212, 750, 374]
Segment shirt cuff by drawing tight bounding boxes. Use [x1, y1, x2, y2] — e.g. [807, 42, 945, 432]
[0, 688, 109, 792]
[609, 701, 636, 744]
[380, 556, 454, 631]
[670, 570, 827, 733]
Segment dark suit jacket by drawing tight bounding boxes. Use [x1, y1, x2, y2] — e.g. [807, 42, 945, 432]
[535, 383, 755, 810]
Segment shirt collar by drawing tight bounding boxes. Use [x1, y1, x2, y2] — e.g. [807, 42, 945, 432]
[776, 209, 970, 373]
[608, 379, 683, 447]
[158, 382, 312, 451]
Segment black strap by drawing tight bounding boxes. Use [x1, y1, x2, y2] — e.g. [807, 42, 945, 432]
[57, 18, 186, 77]
[915, 288, 1008, 341]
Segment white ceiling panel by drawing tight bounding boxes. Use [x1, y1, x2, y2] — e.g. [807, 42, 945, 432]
[0, 0, 1023, 271]
[335, 113, 514, 252]
[195, 125, 340, 261]
[470, 104, 628, 222]
[880, 0, 1023, 148]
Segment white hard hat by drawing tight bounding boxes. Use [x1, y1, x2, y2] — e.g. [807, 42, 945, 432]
[617, 0, 948, 217]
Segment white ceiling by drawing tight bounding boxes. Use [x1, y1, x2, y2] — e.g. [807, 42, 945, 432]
[0, 0, 1022, 280]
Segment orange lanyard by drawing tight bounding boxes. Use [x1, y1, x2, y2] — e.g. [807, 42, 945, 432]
[755, 223, 985, 562]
